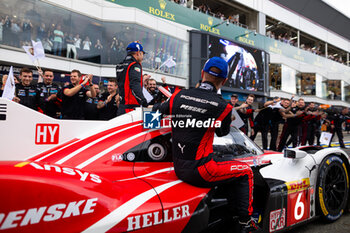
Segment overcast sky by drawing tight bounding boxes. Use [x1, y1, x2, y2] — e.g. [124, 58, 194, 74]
[323, 0, 350, 19]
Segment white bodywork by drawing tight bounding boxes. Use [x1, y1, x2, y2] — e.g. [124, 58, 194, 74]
[0, 98, 144, 161]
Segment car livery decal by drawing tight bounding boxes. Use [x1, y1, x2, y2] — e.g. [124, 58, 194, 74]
[81, 180, 183, 233]
[0, 198, 98, 230]
[285, 178, 311, 227]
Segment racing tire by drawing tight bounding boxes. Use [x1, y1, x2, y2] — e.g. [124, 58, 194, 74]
[316, 155, 349, 222]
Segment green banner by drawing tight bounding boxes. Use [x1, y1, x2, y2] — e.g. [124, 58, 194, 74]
[108, 0, 350, 79]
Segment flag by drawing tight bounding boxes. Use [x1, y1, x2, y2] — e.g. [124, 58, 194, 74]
[159, 56, 176, 69]
[23, 40, 45, 62]
[23, 45, 36, 62]
[1, 66, 15, 100]
[32, 40, 45, 60]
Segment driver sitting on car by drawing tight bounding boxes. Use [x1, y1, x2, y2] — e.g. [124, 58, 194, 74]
[154, 57, 258, 233]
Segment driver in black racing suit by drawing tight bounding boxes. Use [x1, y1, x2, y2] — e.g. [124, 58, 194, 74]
[154, 57, 258, 233]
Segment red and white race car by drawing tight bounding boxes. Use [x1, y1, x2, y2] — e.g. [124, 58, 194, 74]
[0, 98, 349, 232]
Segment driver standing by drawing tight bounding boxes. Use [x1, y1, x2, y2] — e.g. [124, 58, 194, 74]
[154, 57, 258, 233]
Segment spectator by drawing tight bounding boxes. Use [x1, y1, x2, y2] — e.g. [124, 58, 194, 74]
[74, 33, 81, 59]
[110, 36, 119, 64]
[82, 36, 92, 59]
[53, 24, 64, 56]
[42, 36, 53, 54]
[37, 69, 61, 118]
[66, 33, 76, 59]
[61, 70, 96, 119]
[97, 79, 119, 120]
[85, 84, 101, 120]
[21, 18, 32, 45]
[3, 16, 11, 46]
[36, 23, 47, 42]
[11, 19, 21, 47]
[13, 67, 39, 111]
[94, 39, 103, 63]
[0, 17, 3, 43]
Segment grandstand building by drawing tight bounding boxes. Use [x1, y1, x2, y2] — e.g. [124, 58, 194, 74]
[0, 0, 349, 107]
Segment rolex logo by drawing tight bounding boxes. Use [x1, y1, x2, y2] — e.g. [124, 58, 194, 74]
[208, 17, 213, 26]
[245, 30, 249, 38]
[159, 0, 166, 10]
[274, 41, 277, 47]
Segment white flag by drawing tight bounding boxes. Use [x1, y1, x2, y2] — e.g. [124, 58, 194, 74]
[159, 56, 176, 69]
[32, 40, 45, 60]
[23, 41, 46, 62]
[1, 66, 16, 100]
[142, 87, 154, 104]
[23, 45, 36, 62]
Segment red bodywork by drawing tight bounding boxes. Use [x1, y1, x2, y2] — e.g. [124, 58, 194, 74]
[0, 121, 272, 232]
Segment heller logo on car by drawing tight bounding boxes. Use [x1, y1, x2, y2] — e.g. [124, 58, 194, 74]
[143, 111, 161, 129]
[35, 124, 59, 144]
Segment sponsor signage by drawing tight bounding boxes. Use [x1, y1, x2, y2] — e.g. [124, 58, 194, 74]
[35, 124, 59, 144]
[0, 198, 98, 230]
[108, 0, 350, 80]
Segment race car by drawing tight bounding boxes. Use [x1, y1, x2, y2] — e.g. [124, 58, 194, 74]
[0, 99, 349, 232]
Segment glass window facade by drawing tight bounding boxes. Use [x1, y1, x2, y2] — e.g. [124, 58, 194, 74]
[269, 64, 281, 90]
[327, 80, 341, 100]
[296, 73, 315, 96]
[0, 0, 188, 77]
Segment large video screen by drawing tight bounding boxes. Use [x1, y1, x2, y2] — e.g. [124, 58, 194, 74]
[208, 35, 265, 92]
[189, 31, 268, 95]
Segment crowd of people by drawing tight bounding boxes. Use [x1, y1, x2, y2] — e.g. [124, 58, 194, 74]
[266, 30, 346, 65]
[230, 94, 350, 150]
[0, 14, 183, 75]
[0, 67, 174, 121]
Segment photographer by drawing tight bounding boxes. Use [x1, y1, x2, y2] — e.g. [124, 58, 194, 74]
[61, 69, 96, 119]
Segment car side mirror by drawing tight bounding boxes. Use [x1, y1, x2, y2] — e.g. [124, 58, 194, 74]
[284, 149, 307, 159]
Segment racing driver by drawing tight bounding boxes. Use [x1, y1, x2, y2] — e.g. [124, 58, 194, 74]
[154, 57, 258, 232]
[116, 41, 148, 115]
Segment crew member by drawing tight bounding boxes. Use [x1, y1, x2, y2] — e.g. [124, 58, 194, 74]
[13, 67, 40, 111]
[154, 57, 258, 232]
[37, 69, 61, 118]
[97, 79, 119, 120]
[61, 70, 96, 119]
[116, 41, 147, 115]
[328, 107, 349, 148]
[277, 99, 305, 151]
[238, 94, 255, 135]
[264, 97, 294, 151]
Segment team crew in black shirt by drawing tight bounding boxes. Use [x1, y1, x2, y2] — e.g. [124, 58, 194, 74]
[37, 69, 61, 118]
[13, 68, 40, 111]
[61, 69, 96, 119]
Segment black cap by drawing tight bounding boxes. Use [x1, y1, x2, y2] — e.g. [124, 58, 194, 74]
[231, 94, 238, 98]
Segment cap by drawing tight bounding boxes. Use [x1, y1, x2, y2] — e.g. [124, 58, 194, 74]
[203, 57, 228, 79]
[126, 41, 146, 54]
[231, 94, 238, 98]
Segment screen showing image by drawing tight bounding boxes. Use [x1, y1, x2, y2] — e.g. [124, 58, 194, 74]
[208, 35, 266, 92]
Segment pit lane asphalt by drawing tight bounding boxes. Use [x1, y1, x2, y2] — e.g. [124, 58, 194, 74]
[253, 134, 350, 232]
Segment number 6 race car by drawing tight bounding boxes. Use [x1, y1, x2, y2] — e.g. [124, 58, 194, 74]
[0, 99, 349, 232]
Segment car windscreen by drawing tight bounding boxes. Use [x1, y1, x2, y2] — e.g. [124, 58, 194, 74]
[213, 126, 264, 157]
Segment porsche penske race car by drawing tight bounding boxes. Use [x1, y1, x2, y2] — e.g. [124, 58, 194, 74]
[0, 99, 349, 233]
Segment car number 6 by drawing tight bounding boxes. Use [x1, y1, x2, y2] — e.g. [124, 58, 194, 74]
[295, 192, 304, 220]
